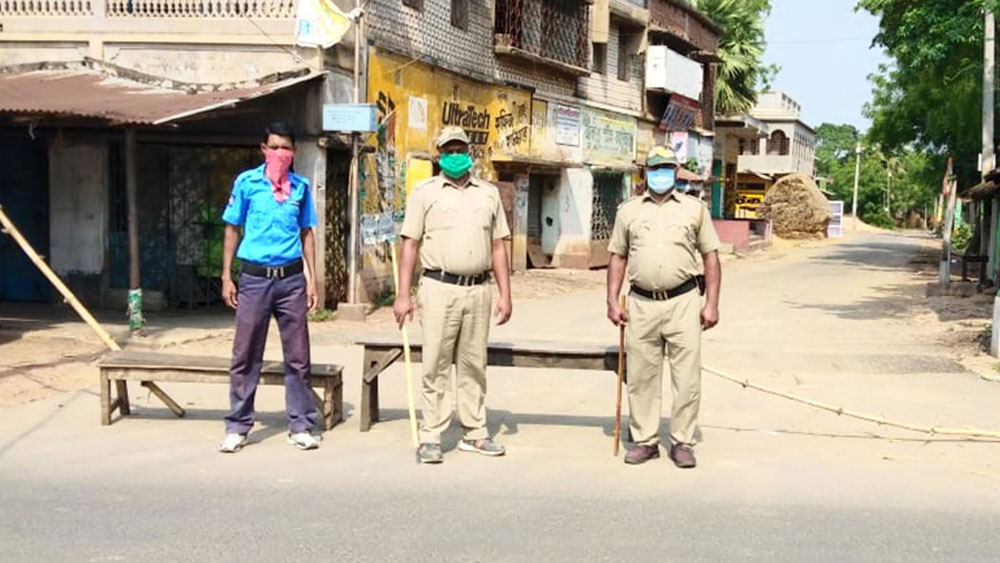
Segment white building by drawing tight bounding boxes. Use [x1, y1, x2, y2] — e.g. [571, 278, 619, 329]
[737, 91, 816, 177]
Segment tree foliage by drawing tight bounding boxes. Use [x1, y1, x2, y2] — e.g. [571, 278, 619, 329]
[815, 123, 939, 227]
[857, 0, 996, 187]
[687, 0, 774, 115]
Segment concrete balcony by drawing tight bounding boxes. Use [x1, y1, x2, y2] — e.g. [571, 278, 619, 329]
[737, 154, 814, 176]
[0, 0, 298, 49]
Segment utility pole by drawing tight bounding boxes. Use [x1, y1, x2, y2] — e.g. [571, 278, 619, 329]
[852, 141, 861, 230]
[983, 5, 1000, 356]
[347, 0, 363, 308]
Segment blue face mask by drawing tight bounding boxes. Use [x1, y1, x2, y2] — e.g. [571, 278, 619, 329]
[676, 182, 690, 194]
[647, 168, 676, 194]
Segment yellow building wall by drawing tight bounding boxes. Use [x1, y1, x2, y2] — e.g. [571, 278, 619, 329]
[357, 48, 533, 300]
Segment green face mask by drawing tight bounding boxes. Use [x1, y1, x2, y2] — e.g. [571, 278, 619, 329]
[439, 152, 473, 179]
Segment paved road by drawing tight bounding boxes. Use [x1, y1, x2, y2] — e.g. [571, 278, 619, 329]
[2, 231, 999, 562]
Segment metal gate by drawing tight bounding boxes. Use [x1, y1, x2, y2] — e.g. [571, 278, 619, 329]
[591, 171, 624, 241]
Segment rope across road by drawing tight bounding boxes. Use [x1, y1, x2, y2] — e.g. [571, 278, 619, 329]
[703, 365, 1000, 440]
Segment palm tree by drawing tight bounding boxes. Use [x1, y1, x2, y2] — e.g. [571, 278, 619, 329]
[687, 0, 773, 115]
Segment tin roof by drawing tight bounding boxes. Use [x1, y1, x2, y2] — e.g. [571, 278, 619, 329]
[0, 66, 324, 126]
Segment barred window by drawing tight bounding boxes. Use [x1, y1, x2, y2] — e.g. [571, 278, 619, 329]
[591, 172, 624, 240]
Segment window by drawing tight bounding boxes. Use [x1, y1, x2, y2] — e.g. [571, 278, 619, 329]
[451, 0, 468, 29]
[617, 33, 629, 81]
[402, 0, 422, 9]
[593, 43, 607, 74]
[767, 130, 790, 156]
[739, 138, 760, 156]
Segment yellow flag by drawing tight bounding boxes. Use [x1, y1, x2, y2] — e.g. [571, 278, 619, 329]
[296, 0, 353, 48]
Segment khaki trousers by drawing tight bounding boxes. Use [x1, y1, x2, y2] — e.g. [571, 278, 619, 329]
[417, 277, 492, 444]
[626, 289, 702, 447]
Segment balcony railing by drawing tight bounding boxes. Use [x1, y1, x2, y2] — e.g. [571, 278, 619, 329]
[494, 0, 590, 75]
[105, 0, 296, 18]
[1, 0, 299, 44]
[1, 0, 295, 17]
[1, 0, 94, 15]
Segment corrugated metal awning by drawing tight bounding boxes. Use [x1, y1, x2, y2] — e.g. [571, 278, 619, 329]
[0, 65, 325, 126]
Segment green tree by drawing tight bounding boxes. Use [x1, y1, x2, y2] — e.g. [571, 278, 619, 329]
[857, 0, 998, 188]
[687, 0, 774, 114]
[815, 122, 939, 227]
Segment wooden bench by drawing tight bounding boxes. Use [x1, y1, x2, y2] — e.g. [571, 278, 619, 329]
[97, 350, 344, 430]
[357, 335, 622, 432]
[960, 253, 989, 282]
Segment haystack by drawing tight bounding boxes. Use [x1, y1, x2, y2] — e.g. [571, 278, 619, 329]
[758, 173, 831, 239]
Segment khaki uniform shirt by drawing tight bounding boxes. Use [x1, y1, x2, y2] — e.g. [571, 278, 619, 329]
[608, 191, 721, 291]
[400, 175, 511, 275]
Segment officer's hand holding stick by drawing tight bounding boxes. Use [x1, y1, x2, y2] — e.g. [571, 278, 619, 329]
[614, 294, 626, 456]
[390, 240, 420, 449]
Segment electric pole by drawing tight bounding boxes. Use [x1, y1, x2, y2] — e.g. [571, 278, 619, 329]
[852, 141, 861, 230]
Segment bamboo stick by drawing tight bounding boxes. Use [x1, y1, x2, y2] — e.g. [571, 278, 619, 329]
[613, 294, 625, 456]
[0, 204, 121, 352]
[390, 243, 420, 448]
[703, 365, 1000, 440]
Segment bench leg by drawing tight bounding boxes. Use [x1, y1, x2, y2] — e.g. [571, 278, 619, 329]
[115, 380, 131, 416]
[142, 382, 186, 418]
[320, 378, 343, 431]
[360, 376, 379, 432]
[332, 381, 343, 428]
[101, 371, 112, 426]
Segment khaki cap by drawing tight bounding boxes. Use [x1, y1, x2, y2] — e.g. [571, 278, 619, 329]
[646, 145, 680, 167]
[436, 126, 471, 148]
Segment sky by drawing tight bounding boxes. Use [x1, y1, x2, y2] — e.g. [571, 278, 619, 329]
[762, 0, 890, 131]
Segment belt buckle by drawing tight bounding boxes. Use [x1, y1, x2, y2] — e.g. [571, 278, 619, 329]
[656, 290, 667, 300]
[457, 274, 469, 286]
[266, 266, 285, 279]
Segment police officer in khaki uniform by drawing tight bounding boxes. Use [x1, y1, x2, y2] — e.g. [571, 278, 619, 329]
[393, 126, 513, 464]
[606, 146, 722, 468]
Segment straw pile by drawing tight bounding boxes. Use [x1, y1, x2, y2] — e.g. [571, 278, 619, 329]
[758, 173, 831, 239]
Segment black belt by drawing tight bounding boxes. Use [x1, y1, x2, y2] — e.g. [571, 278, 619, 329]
[423, 270, 490, 287]
[631, 277, 702, 301]
[241, 259, 304, 280]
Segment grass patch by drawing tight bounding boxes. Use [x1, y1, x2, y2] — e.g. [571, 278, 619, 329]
[308, 309, 335, 322]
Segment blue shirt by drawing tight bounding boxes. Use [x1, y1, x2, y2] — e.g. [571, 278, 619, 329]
[222, 163, 318, 266]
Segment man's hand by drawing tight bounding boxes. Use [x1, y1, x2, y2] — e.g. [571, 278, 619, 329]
[393, 294, 415, 327]
[701, 303, 719, 330]
[607, 299, 628, 326]
[307, 282, 318, 313]
[222, 277, 238, 309]
[494, 295, 512, 325]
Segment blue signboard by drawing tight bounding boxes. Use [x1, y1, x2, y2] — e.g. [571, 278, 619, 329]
[322, 104, 377, 132]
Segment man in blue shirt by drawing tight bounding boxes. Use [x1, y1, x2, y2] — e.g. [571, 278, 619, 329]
[218, 121, 321, 453]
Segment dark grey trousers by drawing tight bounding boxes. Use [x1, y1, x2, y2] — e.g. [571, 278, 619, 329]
[224, 272, 317, 435]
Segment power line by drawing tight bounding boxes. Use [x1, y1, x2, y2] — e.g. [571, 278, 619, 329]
[767, 36, 872, 45]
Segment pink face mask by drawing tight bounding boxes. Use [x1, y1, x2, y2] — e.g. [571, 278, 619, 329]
[264, 148, 294, 203]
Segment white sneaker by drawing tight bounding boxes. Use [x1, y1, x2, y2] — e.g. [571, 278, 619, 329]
[218, 433, 248, 453]
[287, 432, 320, 450]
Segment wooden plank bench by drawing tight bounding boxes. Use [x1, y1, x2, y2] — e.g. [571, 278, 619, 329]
[357, 335, 622, 432]
[960, 253, 989, 282]
[97, 350, 344, 430]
